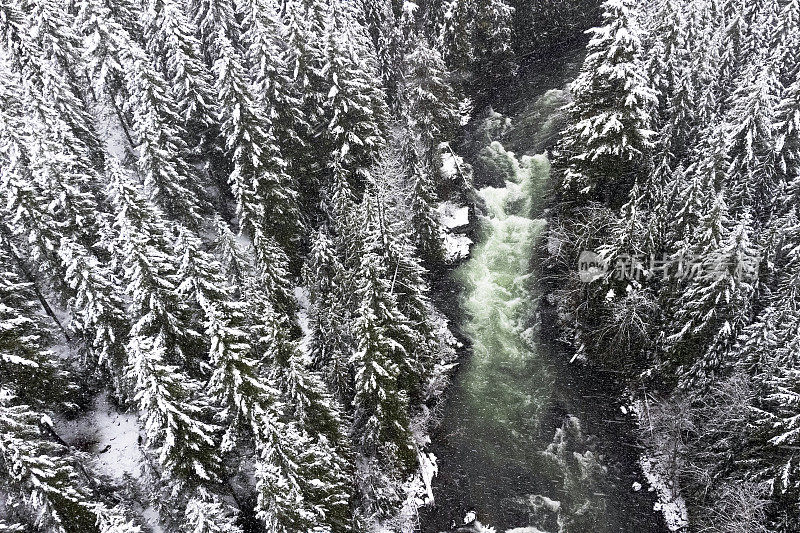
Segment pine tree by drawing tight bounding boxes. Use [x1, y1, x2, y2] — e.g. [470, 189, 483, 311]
[212, 215, 253, 293]
[441, 0, 474, 80]
[402, 39, 460, 160]
[238, 0, 311, 202]
[361, 0, 402, 106]
[323, 6, 389, 191]
[59, 240, 130, 393]
[724, 61, 780, 224]
[0, 391, 101, 532]
[372, 155, 439, 392]
[0, 0, 106, 170]
[204, 294, 354, 533]
[251, 228, 299, 325]
[126, 46, 208, 227]
[303, 227, 353, 401]
[143, 0, 220, 152]
[183, 492, 242, 533]
[284, 0, 329, 155]
[776, 69, 800, 207]
[771, 0, 800, 85]
[0, 260, 69, 406]
[277, 0, 330, 217]
[558, 0, 656, 205]
[0, 57, 104, 256]
[645, 0, 687, 121]
[667, 208, 760, 388]
[171, 219, 353, 532]
[213, 32, 302, 251]
[76, 0, 208, 227]
[401, 131, 446, 266]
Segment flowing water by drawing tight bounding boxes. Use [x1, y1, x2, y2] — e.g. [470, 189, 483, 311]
[420, 59, 667, 533]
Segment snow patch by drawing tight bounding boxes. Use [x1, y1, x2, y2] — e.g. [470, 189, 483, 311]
[464, 510, 476, 524]
[294, 286, 311, 337]
[631, 400, 689, 531]
[89, 93, 131, 161]
[140, 506, 164, 533]
[419, 452, 437, 504]
[440, 146, 461, 181]
[640, 454, 689, 531]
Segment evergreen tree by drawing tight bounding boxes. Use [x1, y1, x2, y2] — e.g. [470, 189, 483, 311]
[143, 0, 220, 152]
[0, 58, 103, 258]
[0, 260, 69, 406]
[303, 227, 353, 401]
[237, 0, 311, 205]
[0, 0, 106, 170]
[724, 61, 780, 224]
[667, 208, 760, 387]
[441, 0, 474, 80]
[350, 193, 417, 470]
[212, 215, 253, 293]
[400, 131, 446, 266]
[776, 69, 800, 207]
[469, 0, 517, 106]
[183, 492, 242, 533]
[402, 39, 460, 161]
[59, 240, 130, 393]
[108, 162, 220, 481]
[372, 155, 439, 392]
[213, 31, 302, 251]
[76, 0, 208, 227]
[361, 0, 403, 106]
[190, 0, 238, 63]
[125, 45, 208, 227]
[284, 0, 329, 169]
[0, 392, 101, 532]
[323, 6, 389, 191]
[558, 0, 656, 205]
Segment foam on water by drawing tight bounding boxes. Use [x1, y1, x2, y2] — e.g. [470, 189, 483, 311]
[454, 153, 551, 462]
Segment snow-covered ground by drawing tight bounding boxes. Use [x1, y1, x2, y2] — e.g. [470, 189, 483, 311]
[444, 233, 473, 262]
[56, 393, 143, 483]
[438, 200, 473, 262]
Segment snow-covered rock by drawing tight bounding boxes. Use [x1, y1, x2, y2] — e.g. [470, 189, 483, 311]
[444, 233, 473, 262]
[438, 201, 470, 230]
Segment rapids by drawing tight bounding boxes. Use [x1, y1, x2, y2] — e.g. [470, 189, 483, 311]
[419, 79, 667, 533]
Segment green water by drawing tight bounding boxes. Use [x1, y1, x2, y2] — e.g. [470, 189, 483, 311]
[421, 89, 666, 532]
[456, 152, 552, 468]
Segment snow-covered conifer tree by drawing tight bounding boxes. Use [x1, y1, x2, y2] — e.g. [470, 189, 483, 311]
[108, 162, 220, 481]
[558, 0, 656, 205]
[350, 193, 417, 469]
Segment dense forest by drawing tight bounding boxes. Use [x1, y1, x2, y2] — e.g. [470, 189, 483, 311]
[1, 0, 799, 531]
[551, 0, 800, 531]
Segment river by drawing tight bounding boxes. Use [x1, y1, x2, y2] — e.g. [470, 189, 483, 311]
[419, 50, 668, 533]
